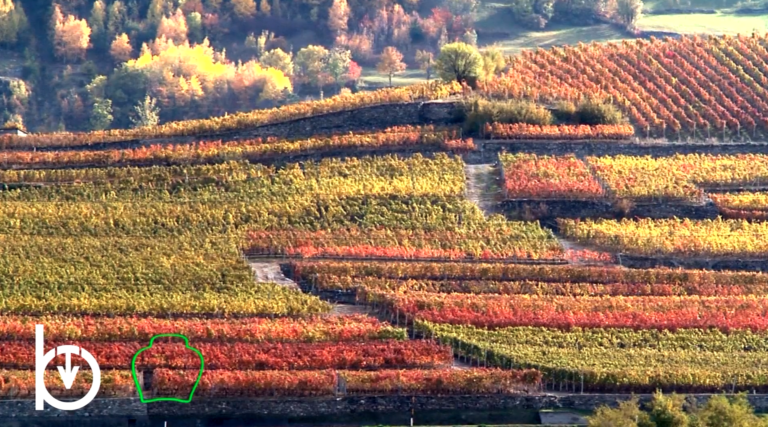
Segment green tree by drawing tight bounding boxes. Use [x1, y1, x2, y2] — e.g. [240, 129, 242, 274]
[86, 75, 108, 100]
[260, 48, 293, 76]
[187, 12, 202, 43]
[0, 0, 27, 47]
[90, 97, 113, 130]
[130, 94, 159, 128]
[693, 394, 768, 427]
[295, 45, 329, 88]
[324, 47, 351, 90]
[88, 0, 106, 48]
[106, 0, 126, 40]
[588, 398, 655, 427]
[434, 42, 482, 86]
[648, 392, 690, 427]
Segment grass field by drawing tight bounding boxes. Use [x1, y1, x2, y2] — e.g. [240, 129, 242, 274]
[361, 67, 429, 88]
[636, 11, 768, 34]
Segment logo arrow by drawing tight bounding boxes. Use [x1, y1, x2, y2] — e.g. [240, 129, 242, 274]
[57, 352, 80, 389]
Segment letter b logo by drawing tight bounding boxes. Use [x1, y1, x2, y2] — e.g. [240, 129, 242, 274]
[35, 325, 101, 411]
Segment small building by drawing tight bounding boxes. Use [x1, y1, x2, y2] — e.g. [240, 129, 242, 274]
[0, 126, 26, 137]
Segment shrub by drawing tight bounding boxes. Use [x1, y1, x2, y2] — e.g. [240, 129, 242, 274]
[575, 98, 624, 125]
[553, 100, 576, 122]
[462, 98, 553, 133]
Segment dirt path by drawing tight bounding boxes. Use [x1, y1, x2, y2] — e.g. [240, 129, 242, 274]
[248, 261, 299, 290]
[330, 303, 371, 316]
[464, 163, 500, 216]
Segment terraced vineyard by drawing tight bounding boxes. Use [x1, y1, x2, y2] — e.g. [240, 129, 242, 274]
[0, 141, 543, 401]
[11, 33, 768, 416]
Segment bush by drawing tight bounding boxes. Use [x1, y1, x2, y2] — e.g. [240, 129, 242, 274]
[575, 98, 624, 125]
[462, 98, 553, 133]
[553, 100, 577, 122]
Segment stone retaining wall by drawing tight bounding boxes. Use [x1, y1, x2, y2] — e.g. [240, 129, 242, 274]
[8, 393, 768, 419]
[479, 140, 768, 157]
[37, 101, 463, 152]
[500, 200, 720, 221]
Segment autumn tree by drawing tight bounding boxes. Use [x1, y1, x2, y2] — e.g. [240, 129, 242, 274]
[260, 48, 293, 75]
[415, 49, 433, 81]
[377, 46, 405, 87]
[157, 8, 188, 44]
[390, 4, 411, 47]
[324, 46, 351, 90]
[327, 0, 349, 35]
[53, 13, 91, 62]
[348, 60, 361, 84]
[295, 44, 328, 89]
[434, 41, 482, 86]
[335, 30, 373, 62]
[259, 0, 270, 15]
[110, 32, 132, 62]
[48, 4, 63, 44]
[231, 0, 256, 18]
[130, 95, 160, 128]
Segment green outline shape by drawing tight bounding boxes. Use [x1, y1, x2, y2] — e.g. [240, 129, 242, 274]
[131, 333, 205, 403]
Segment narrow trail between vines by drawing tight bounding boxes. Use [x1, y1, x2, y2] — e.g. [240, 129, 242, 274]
[464, 163, 501, 216]
[249, 261, 300, 289]
[330, 304, 370, 316]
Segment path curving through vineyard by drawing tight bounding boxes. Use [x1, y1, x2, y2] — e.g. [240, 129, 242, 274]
[249, 261, 300, 290]
[464, 163, 501, 217]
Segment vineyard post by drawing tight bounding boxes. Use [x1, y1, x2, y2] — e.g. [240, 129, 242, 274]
[410, 396, 415, 427]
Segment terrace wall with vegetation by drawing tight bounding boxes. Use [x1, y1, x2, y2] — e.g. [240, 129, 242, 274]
[46, 100, 463, 152]
[10, 394, 768, 419]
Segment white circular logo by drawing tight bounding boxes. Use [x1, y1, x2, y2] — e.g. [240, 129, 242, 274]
[35, 325, 101, 411]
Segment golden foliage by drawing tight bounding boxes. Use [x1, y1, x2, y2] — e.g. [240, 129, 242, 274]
[125, 37, 289, 108]
[53, 12, 91, 61]
[156, 8, 188, 44]
[327, 0, 349, 33]
[109, 32, 132, 62]
[230, 0, 256, 18]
